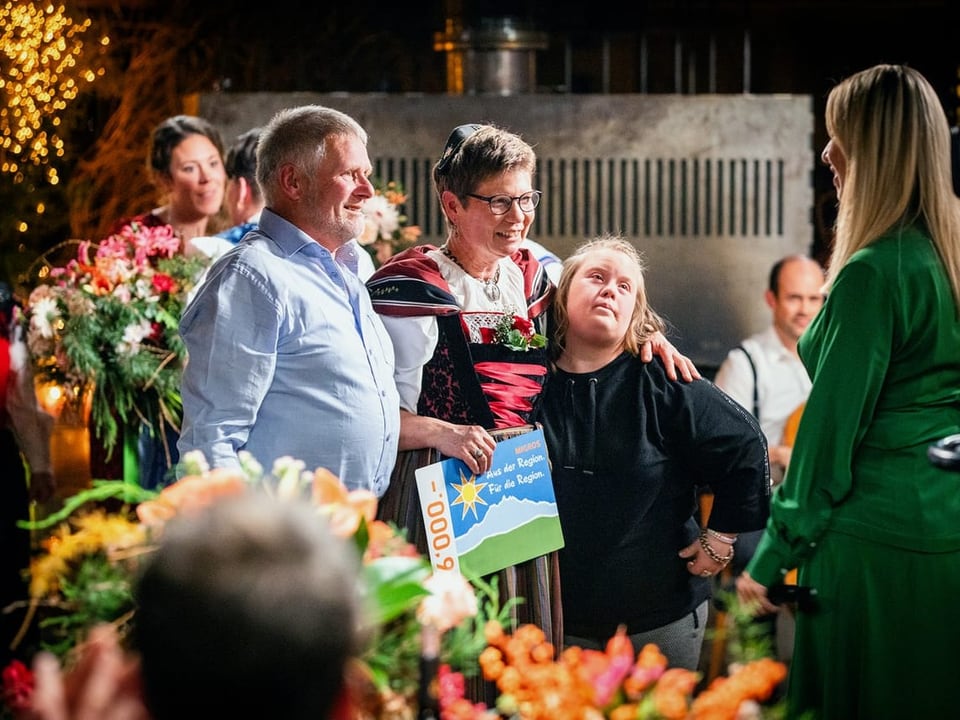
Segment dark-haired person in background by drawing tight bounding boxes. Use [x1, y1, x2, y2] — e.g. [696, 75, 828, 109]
[216, 127, 265, 243]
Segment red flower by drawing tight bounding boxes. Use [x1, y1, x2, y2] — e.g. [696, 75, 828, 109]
[511, 315, 534, 337]
[479, 327, 497, 344]
[152, 272, 176, 293]
[2, 659, 35, 713]
[149, 321, 164, 343]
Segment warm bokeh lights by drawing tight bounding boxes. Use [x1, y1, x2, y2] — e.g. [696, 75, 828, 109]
[0, 1, 108, 185]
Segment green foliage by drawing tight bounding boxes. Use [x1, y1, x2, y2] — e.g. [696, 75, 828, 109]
[39, 554, 136, 657]
[442, 571, 521, 677]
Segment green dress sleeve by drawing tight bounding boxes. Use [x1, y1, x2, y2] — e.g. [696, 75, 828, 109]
[747, 252, 893, 585]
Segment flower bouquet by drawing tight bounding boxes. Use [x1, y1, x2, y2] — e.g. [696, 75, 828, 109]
[22, 222, 209, 461]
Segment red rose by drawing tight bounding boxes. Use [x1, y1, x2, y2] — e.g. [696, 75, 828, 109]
[511, 315, 534, 337]
[479, 327, 497, 344]
[2, 659, 35, 713]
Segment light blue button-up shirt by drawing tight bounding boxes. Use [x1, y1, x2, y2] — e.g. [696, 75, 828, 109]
[178, 208, 399, 496]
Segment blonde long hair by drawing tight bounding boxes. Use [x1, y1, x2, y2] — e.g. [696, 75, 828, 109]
[551, 234, 666, 359]
[825, 64, 960, 310]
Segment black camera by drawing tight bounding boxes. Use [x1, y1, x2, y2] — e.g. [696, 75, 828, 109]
[768, 583, 818, 612]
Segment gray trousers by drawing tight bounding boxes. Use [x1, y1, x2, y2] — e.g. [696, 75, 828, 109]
[564, 600, 709, 670]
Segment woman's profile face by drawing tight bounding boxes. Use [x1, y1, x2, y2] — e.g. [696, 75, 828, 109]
[163, 133, 226, 221]
[449, 168, 535, 262]
[821, 137, 847, 201]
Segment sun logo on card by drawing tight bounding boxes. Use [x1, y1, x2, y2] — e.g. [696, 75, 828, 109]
[451, 469, 488, 520]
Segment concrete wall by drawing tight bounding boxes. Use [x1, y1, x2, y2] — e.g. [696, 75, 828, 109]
[198, 92, 814, 369]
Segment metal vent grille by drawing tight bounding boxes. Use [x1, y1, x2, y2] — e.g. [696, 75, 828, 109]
[373, 156, 785, 242]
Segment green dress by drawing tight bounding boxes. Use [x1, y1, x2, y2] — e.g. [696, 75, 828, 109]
[748, 226, 960, 719]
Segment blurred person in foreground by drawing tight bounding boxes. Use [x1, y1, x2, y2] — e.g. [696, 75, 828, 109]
[178, 105, 399, 494]
[23, 492, 363, 720]
[533, 235, 770, 669]
[737, 64, 960, 718]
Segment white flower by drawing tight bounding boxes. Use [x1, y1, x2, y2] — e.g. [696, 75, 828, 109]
[180, 450, 211, 476]
[361, 194, 401, 240]
[116, 318, 153, 355]
[237, 451, 264, 481]
[416, 572, 478, 633]
[29, 295, 60, 339]
[271, 456, 308, 499]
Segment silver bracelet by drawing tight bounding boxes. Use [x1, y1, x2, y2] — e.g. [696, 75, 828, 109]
[706, 528, 738, 545]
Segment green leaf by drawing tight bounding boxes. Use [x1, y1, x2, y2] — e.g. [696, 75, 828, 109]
[362, 556, 431, 625]
[17, 481, 158, 530]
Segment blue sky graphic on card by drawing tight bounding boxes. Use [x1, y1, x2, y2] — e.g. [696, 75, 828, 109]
[416, 427, 564, 577]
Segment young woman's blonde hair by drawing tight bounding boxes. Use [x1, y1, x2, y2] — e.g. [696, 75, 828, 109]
[825, 64, 960, 310]
[551, 234, 666, 359]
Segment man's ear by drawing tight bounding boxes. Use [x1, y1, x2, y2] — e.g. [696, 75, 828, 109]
[277, 164, 301, 200]
[238, 177, 258, 208]
[763, 288, 777, 311]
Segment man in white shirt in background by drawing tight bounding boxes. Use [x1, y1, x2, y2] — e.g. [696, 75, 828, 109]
[714, 254, 825, 485]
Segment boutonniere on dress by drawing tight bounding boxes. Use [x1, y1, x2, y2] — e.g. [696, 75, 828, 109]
[480, 313, 547, 352]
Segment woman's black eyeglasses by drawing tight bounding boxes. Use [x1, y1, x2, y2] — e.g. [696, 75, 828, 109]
[466, 191, 542, 215]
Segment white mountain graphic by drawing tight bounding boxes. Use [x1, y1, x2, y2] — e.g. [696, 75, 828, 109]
[457, 496, 559, 554]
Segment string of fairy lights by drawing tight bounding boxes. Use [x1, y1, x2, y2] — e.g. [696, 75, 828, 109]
[1, 0, 108, 232]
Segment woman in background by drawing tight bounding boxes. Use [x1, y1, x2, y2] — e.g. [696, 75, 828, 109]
[96, 114, 227, 488]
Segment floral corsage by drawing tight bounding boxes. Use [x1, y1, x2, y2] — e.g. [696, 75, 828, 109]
[480, 314, 547, 352]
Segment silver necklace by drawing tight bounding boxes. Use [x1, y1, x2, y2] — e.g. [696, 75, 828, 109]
[440, 244, 501, 302]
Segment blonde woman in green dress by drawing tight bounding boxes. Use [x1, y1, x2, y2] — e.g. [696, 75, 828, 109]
[737, 64, 960, 718]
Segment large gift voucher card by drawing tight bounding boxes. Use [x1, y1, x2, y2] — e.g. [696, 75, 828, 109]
[415, 427, 564, 578]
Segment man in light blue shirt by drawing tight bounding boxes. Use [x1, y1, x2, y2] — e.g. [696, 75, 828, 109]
[178, 106, 399, 496]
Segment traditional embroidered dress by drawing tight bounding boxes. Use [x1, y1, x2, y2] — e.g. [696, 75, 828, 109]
[367, 244, 562, 653]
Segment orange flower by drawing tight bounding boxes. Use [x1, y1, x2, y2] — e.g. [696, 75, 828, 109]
[136, 469, 247, 527]
[311, 467, 378, 538]
[689, 658, 787, 720]
[623, 643, 668, 697]
[652, 667, 699, 719]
